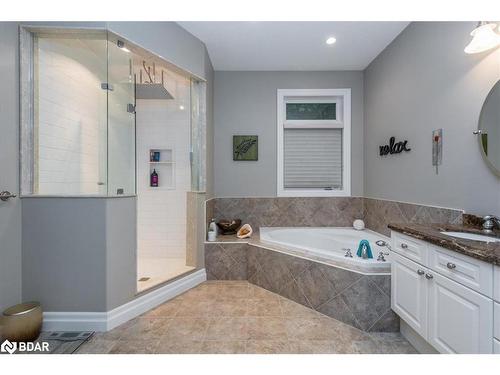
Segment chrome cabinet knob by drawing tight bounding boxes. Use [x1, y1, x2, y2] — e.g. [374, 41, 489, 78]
[425, 273, 434, 280]
[417, 269, 425, 276]
[401, 243, 408, 249]
[446, 262, 456, 270]
[0, 191, 17, 201]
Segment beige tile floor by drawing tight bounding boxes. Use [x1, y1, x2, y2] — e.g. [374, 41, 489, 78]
[76, 281, 417, 354]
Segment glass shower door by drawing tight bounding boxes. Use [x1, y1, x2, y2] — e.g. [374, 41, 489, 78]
[106, 35, 136, 196]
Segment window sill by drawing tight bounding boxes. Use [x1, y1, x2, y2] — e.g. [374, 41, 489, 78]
[277, 189, 351, 197]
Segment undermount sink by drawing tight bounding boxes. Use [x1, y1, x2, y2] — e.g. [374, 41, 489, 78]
[440, 231, 500, 243]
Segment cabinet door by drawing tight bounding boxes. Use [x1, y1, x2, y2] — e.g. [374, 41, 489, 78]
[391, 252, 428, 338]
[428, 271, 493, 353]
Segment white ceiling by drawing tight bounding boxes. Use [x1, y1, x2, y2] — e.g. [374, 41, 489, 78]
[178, 22, 409, 71]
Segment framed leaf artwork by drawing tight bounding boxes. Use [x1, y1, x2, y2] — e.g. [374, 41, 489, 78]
[233, 135, 258, 161]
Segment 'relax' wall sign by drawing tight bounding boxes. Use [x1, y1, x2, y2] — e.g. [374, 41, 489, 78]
[379, 136, 411, 156]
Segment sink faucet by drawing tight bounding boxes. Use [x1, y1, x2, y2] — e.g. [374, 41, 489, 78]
[482, 215, 500, 233]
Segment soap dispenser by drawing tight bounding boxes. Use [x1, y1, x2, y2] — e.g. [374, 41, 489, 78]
[150, 169, 159, 187]
[208, 218, 217, 236]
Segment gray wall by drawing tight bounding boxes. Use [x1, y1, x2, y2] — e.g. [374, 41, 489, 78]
[0, 22, 22, 312]
[22, 197, 137, 312]
[105, 198, 137, 310]
[109, 22, 209, 80]
[364, 22, 500, 215]
[214, 71, 364, 197]
[22, 198, 108, 311]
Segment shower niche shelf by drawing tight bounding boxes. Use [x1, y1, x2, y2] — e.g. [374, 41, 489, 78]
[148, 148, 175, 190]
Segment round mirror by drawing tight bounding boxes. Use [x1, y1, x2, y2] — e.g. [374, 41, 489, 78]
[478, 80, 500, 176]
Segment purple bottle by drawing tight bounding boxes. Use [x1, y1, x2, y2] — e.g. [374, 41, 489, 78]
[150, 169, 159, 187]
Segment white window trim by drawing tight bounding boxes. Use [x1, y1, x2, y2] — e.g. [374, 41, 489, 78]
[277, 88, 351, 197]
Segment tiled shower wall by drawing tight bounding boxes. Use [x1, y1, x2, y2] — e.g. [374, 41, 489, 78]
[136, 69, 191, 259]
[206, 197, 463, 235]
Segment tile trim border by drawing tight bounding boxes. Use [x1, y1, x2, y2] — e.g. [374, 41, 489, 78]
[42, 269, 207, 332]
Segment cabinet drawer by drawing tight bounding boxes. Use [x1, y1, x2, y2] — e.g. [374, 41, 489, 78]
[428, 244, 493, 297]
[495, 303, 500, 340]
[495, 266, 500, 303]
[391, 231, 427, 265]
[495, 339, 500, 354]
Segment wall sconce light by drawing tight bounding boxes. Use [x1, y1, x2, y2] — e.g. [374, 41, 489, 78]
[464, 22, 500, 54]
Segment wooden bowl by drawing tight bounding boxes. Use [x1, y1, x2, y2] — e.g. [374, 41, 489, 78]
[217, 219, 242, 235]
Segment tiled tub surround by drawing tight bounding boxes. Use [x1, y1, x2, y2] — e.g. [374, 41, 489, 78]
[247, 245, 397, 332]
[207, 197, 463, 236]
[209, 197, 364, 231]
[363, 198, 463, 237]
[205, 241, 397, 332]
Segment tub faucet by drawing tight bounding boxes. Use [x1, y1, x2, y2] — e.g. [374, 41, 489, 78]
[343, 248, 353, 258]
[377, 252, 387, 262]
[482, 215, 500, 233]
[375, 240, 392, 252]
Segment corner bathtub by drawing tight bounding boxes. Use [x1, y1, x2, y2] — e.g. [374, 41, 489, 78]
[258, 227, 391, 274]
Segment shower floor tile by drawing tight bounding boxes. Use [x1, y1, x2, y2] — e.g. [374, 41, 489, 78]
[76, 281, 418, 354]
[137, 256, 195, 292]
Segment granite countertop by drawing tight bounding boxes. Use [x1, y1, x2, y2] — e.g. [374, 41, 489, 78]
[388, 222, 500, 266]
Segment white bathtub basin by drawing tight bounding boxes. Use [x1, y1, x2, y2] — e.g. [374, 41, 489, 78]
[259, 227, 391, 273]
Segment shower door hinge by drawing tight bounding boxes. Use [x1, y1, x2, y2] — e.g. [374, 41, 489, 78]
[127, 103, 136, 114]
[100, 83, 114, 91]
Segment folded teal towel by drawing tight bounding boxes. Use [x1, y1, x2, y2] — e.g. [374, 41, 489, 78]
[356, 240, 373, 259]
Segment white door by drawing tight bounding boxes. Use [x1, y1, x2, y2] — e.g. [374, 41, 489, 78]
[428, 271, 493, 353]
[391, 252, 428, 338]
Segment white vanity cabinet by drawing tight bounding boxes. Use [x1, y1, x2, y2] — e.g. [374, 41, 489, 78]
[391, 231, 496, 354]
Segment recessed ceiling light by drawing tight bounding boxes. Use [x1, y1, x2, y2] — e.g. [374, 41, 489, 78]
[117, 40, 130, 53]
[326, 37, 337, 45]
[179, 105, 185, 110]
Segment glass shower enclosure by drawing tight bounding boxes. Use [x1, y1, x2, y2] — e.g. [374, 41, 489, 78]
[20, 26, 207, 293]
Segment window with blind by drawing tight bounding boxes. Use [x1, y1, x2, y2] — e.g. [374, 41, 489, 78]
[277, 89, 351, 197]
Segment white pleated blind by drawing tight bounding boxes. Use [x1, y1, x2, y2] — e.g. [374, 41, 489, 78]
[284, 128, 343, 189]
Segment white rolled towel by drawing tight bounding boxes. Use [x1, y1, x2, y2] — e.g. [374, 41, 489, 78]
[353, 219, 365, 230]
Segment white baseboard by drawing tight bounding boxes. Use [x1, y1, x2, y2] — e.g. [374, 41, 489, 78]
[43, 268, 207, 332]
